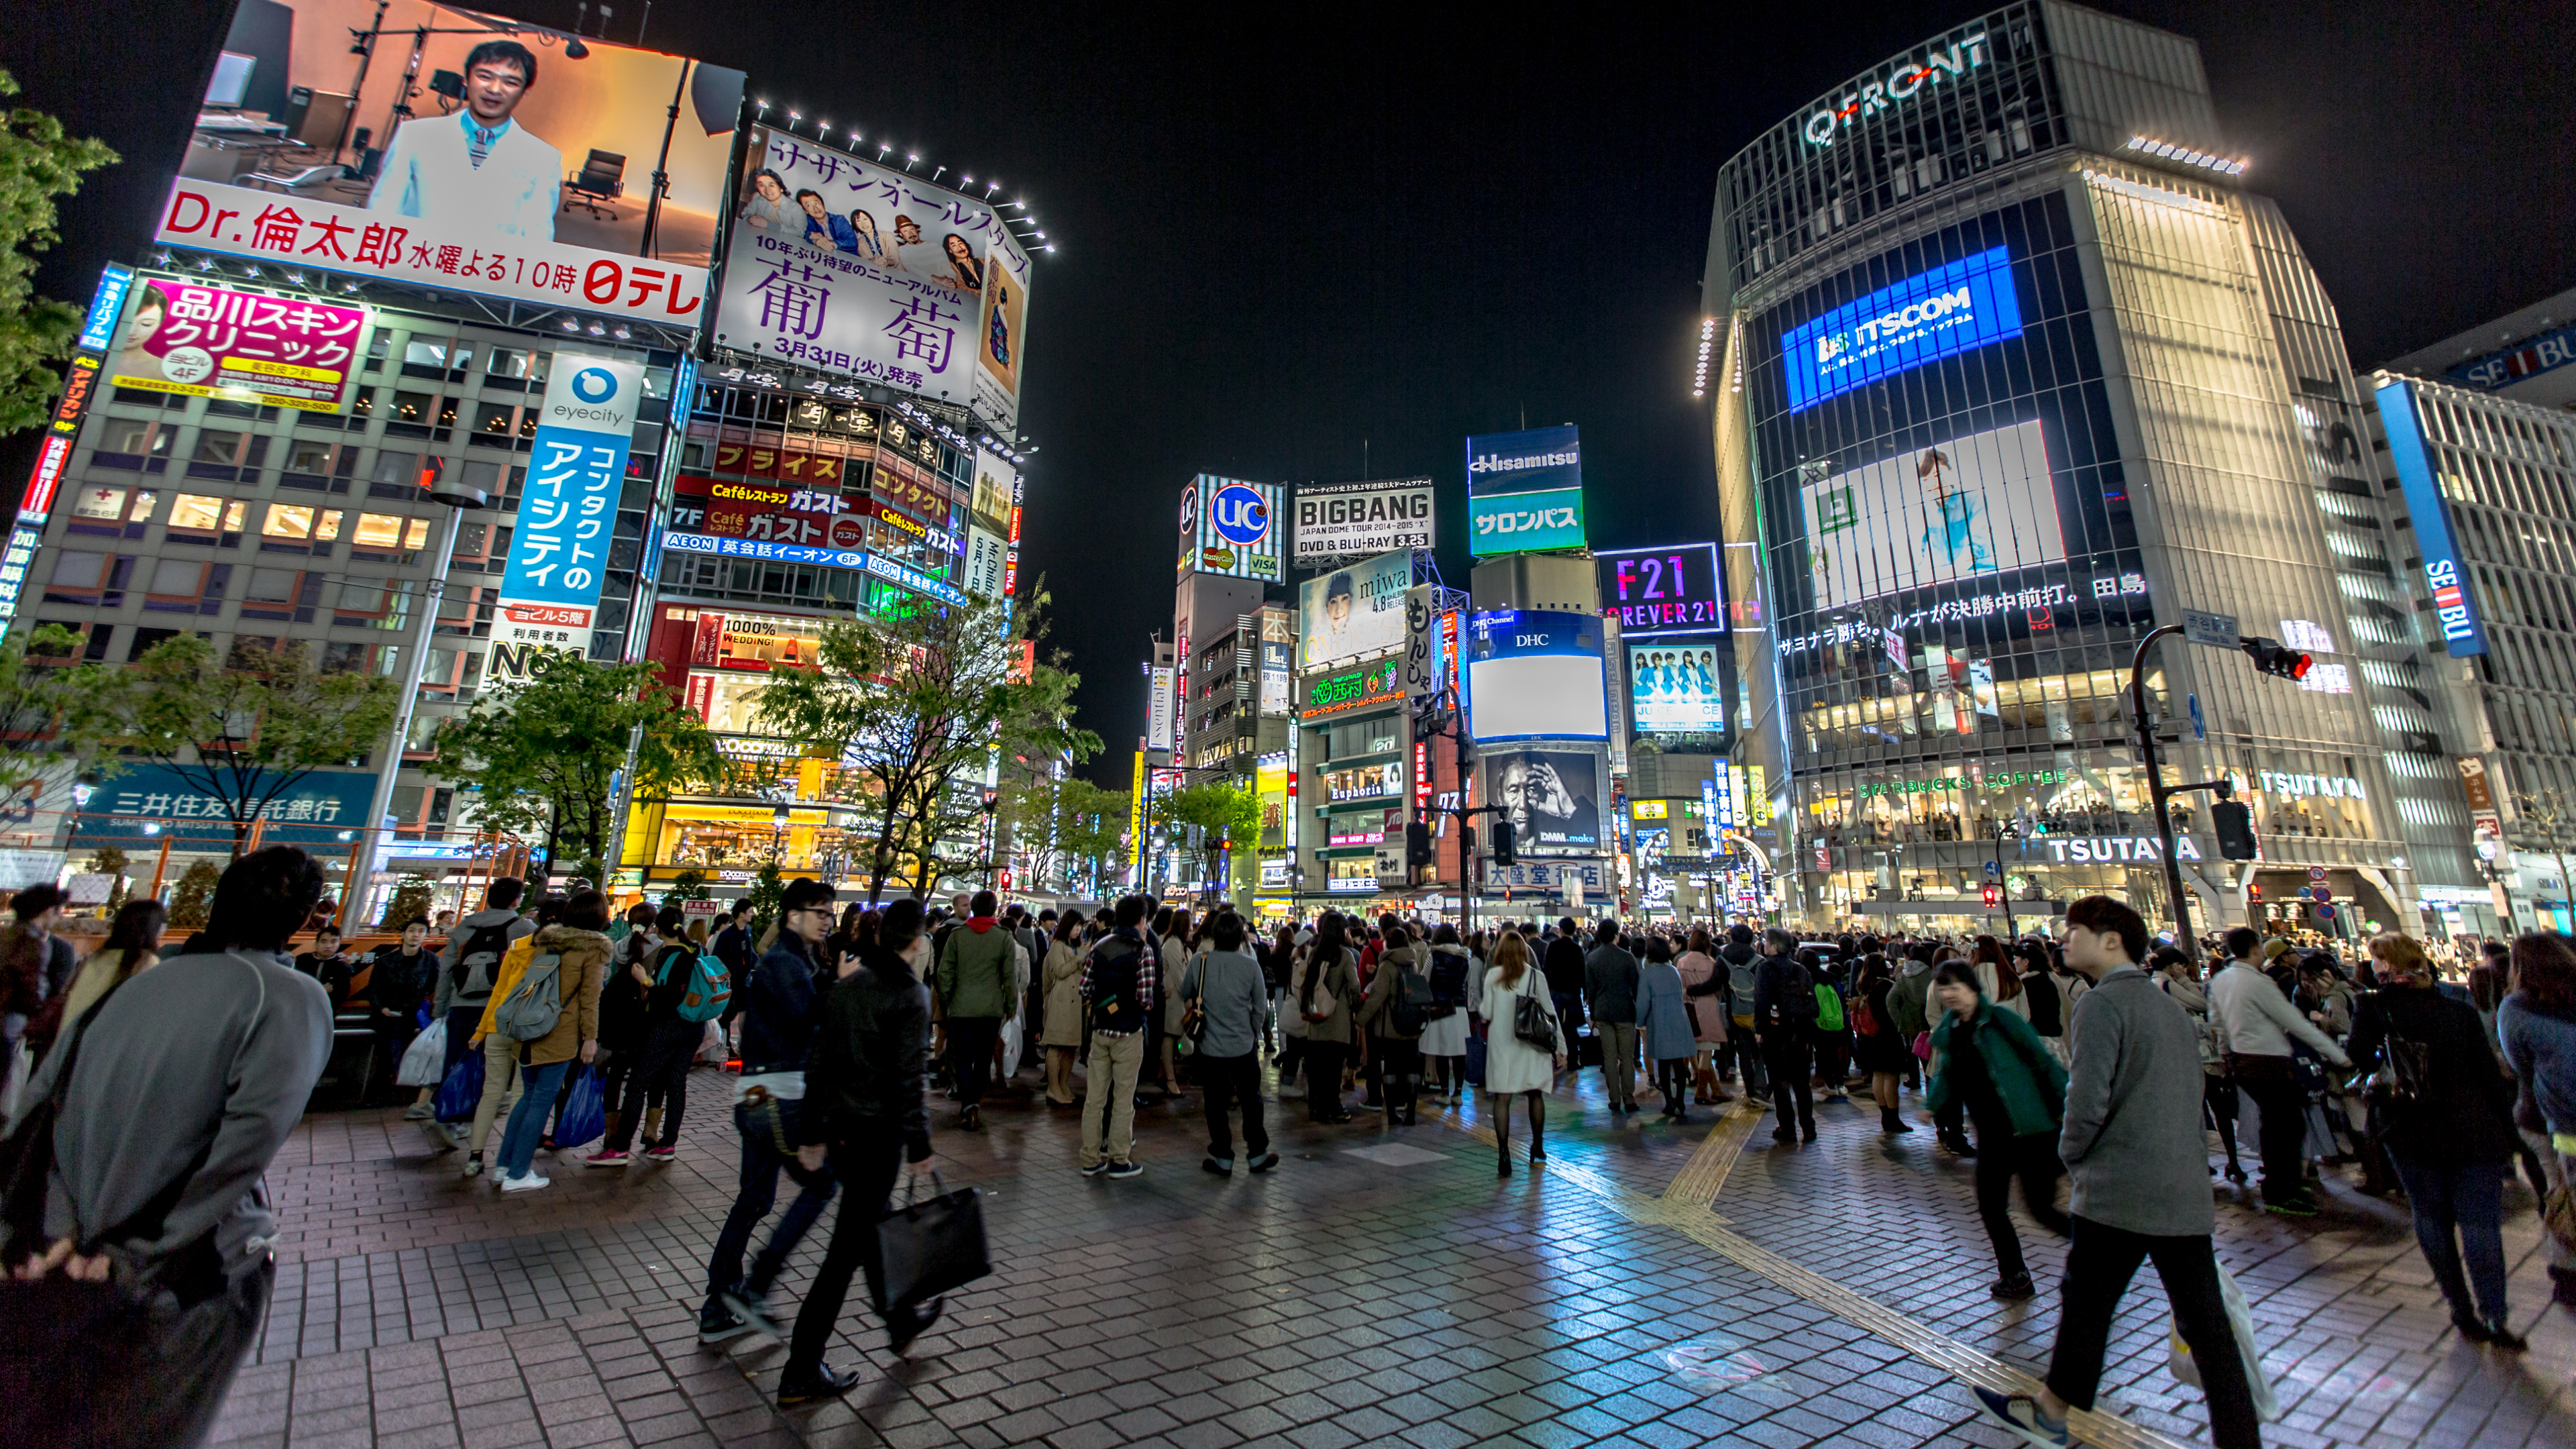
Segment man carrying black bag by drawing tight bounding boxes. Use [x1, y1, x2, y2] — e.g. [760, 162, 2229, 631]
[776, 896, 941, 1405]
[1, 846, 335, 1448]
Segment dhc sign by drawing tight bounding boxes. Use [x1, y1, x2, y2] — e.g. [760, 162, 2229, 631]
[1778, 246, 2023, 412]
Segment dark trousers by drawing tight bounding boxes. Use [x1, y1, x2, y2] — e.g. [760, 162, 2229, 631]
[370, 1014, 416, 1099]
[1199, 1051, 1270, 1161]
[946, 1016, 1001, 1108]
[784, 1127, 906, 1379]
[2389, 1155, 2509, 1323]
[1551, 990, 1586, 1038]
[1935, 1095, 1966, 1140]
[1974, 1129, 2070, 1279]
[1653, 1057, 1690, 1110]
[1304, 1041, 1348, 1120]
[37, 1257, 272, 1449]
[1762, 1030, 1814, 1135]
[2047, 1216, 2261, 1449]
[1368, 1036, 1420, 1122]
[2237, 1069, 2310, 1200]
[608, 1018, 700, 1151]
[1815, 1028, 1851, 1087]
[704, 1095, 839, 1310]
[439, 1005, 482, 1077]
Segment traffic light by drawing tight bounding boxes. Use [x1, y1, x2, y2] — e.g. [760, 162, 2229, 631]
[1492, 821, 1517, 866]
[1980, 884, 2000, 909]
[1405, 817, 1434, 868]
[2212, 800, 2258, 860]
[2240, 636, 2313, 682]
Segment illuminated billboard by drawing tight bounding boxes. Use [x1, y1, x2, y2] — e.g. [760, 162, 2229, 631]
[156, 3, 742, 320]
[1797, 418, 2063, 609]
[1627, 643, 1725, 735]
[1465, 425, 1580, 497]
[103, 278, 367, 413]
[2375, 378, 2489, 657]
[489, 352, 647, 684]
[1294, 478, 1434, 561]
[1467, 486, 1585, 558]
[1596, 543, 1724, 635]
[1483, 745, 1605, 855]
[1177, 475, 1284, 582]
[1466, 610, 1607, 742]
[1779, 245, 2023, 412]
[1299, 549, 1411, 671]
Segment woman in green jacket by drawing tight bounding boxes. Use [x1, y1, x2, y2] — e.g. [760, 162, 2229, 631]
[1928, 961, 2072, 1299]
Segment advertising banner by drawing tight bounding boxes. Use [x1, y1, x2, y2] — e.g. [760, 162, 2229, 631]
[1627, 642, 1725, 735]
[971, 447, 1016, 534]
[1402, 585, 1443, 708]
[1299, 549, 1412, 671]
[1322, 761, 1405, 804]
[1465, 425, 1581, 498]
[1483, 745, 1605, 855]
[689, 610, 825, 671]
[1294, 478, 1434, 561]
[1179, 475, 1284, 583]
[2, 266, 133, 621]
[669, 474, 868, 555]
[88, 765, 377, 845]
[1256, 753, 1289, 850]
[2376, 378, 2490, 656]
[1468, 486, 1585, 557]
[963, 526, 1008, 600]
[1258, 610, 1294, 715]
[712, 131, 1011, 402]
[1780, 244, 2023, 412]
[104, 276, 365, 413]
[1465, 609, 1607, 742]
[1597, 543, 1724, 635]
[1147, 666, 1176, 753]
[973, 225, 1032, 435]
[490, 352, 645, 683]
[1799, 418, 2063, 610]
[1299, 657, 1403, 722]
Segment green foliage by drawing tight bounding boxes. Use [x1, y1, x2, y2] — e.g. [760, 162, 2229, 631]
[743, 861, 786, 936]
[83, 844, 129, 910]
[750, 584, 1097, 902]
[662, 869, 711, 909]
[1164, 780, 1261, 902]
[430, 651, 720, 884]
[1004, 772, 1132, 898]
[0, 623, 127, 811]
[167, 859, 220, 928]
[378, 874, 435, 931]
[0, 69, 118, 433]
[119, 636, 398, 852]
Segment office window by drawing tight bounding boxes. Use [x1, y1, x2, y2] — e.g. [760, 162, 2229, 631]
[165, 493, 249, 547]
[280, 437, 356, 492]
[143, 559, 229, 615]
[486, 346, 545, 384]
[44, 550, 131, 607]
[126, 627, 183, 661]
[66, 485, 146, 537]
[390, 391, 435, 425]
[260, 502, 340, 554]
[350, 512, 431, 561]
[368, 449, 427, 499]
[193, 429, 244, 464]
[93, 418, 172, 472]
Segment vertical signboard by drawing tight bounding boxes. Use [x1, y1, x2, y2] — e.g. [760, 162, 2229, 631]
[490, 353, 647, 683]
[974, 225, 1033, 435]
[1402, 584, 1442, 708]
[2, 265, 133, 622]
[1146, 666, 1176, 753]
[2375, 378, 2490, 657]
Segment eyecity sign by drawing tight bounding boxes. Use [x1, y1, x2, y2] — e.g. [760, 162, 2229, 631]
[1803, 30, 1992, 146]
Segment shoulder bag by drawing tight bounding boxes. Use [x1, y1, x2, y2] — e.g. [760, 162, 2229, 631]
[1511, 976, 1558, 1053]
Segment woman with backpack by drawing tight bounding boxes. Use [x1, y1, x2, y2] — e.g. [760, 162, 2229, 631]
[1418, 924, 1475, 1105]
[1295, 914, 1359, 1124]
[586, 907, 711, 1167]
[1851, 953, 1913, 1134]
[458, 896, 568, 1178]
[1356, 920, 1428, 1125]
[1635, 936, 1697, 1123]
[488, 892, 608, 1193]
[1927, 959, 2070, 1299]
[1483, 930, 1566, 1177]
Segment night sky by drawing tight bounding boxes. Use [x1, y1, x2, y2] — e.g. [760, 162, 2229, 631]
[7, 2, 2570, 785]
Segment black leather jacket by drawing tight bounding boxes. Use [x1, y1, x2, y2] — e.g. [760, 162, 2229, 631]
[806, 943, 933, 1160]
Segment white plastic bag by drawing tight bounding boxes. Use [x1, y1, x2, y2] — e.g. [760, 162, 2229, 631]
[697, 1018, 729, 1065]
[396, 1018, 448, 1087]
[2168, 1259, 2280, 1423]
[0, 1037, 32, 1123]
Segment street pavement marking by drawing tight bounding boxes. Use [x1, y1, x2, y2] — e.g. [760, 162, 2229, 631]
[1424, 1093, 2193, 1449]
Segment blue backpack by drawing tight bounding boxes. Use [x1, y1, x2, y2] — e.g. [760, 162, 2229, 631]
[653, 944, 733, 1024]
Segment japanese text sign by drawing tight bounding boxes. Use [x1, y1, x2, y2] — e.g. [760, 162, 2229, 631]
[105, 276, 367, 413]
[492, 354, 646, 682]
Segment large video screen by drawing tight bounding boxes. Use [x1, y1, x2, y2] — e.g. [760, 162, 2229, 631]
[1299, 549, 1411, 671]
[1779, 245, 2023, 412]
[1597, 543, 1723, 635]
[1627, 643, 1725, 734]
[1466, 609, 1607, 742]
[1798, 418, 2064, 609]
[156, 1, 741, 321]
[1482, 745, 1605, 855]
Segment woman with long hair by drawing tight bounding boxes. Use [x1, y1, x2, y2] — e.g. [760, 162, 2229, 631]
[1927, 960, 2069, 1299]
[1851, 952, 1913, 1134]
[1972, 933, 2025, 1016]
[1676, 928, 1730, 1105]
[2502, 931, 2576, 1307]
[1483, 932, 1565, 1175]
[1039, 912, 1087, 1106]
[55, 898, 168, 1028]
[1159, 907, 1197, 1099]
[1636, 936, 1696, 1122]
[1297, 913, 1358, 1122]
[1419, 923, 1475, 1104]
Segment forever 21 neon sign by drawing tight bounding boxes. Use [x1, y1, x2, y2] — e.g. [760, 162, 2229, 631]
[1595, 544, 1725, 636]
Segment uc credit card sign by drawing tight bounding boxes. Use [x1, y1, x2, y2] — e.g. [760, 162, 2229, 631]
[1780, 245, 2023, 412]
[492, 354, 647, 680]
[1469, 486, 1585, 557]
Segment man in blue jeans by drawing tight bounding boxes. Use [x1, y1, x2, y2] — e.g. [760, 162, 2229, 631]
[699, 877, 843, 1344]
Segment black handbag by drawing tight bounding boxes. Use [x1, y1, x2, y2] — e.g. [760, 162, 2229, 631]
[872, 1171, 992, 1314]
[1511, 985, 1557, 1054]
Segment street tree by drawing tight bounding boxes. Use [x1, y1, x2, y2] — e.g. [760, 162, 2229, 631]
[0, 622, 126, 816]
[2513, 786, 2576, 924]
[0, 68, 119, 432]
[751, 586, 1097, 902]
[1055, 779, 1134, 900]
[431, 651, 722, 888]
[117, 637, 399, 855]
[1163, 780, 1261, 905]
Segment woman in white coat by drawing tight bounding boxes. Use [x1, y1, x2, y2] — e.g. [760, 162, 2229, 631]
[1417, 924, 1476, 1103]
[1482, 930, 1566, 1177]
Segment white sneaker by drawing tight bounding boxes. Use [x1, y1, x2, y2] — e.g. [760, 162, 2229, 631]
[402, 1104, 433, 1121]
[500, 1173, 551, 1193]
[462, 1153, 484, 1178]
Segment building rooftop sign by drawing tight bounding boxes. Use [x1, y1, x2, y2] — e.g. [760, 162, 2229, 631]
[1802, 30, 1990, 147]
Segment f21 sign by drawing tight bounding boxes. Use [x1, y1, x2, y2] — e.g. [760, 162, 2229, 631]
[1595, 544, 1724, 635]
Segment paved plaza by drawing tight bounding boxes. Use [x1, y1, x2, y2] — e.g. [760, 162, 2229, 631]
[209, 1062, 2576, 1449]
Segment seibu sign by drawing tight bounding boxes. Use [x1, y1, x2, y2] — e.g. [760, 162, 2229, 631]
[1803, 30, 1992, 147]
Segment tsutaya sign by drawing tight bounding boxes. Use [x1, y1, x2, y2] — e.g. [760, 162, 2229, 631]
[2041, 835, 2203, 864]
[1803, 30, 1992, 146]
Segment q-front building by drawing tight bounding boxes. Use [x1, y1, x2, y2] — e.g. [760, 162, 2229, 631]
[1703, 1, 2481, 938]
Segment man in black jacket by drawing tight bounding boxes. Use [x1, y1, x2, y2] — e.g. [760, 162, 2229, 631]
[1541, 916, 1589, 1046]
[368, 917, 437, 1108]
[1584, 920, 1642, 1112]
[1719, 924, 1767, 1103]
[775, 896, 939, 1405]
[1750, 928, 1818, 1143]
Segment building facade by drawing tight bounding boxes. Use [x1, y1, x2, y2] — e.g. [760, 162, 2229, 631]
[1706, 1, 2451, 937]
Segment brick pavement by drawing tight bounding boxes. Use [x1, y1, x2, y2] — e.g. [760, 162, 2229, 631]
[205, 1054, 2575, 1449]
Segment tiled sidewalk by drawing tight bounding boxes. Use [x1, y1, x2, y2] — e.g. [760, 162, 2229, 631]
[205, 1059, 2576, 1449]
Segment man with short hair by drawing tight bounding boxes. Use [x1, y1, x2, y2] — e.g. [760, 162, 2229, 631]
[1077, 896, 1158, 1178]
[1, 882, 77, 1057]
[1719, 923, 1767, 1102]
[1976, 895, 2261, 1449]
[1584, 919, 1643, 1113]
[934, 890, 1015, 1131]
[9, 847, 335, 1444]
[1751, 928, 1819, 1142]
[2209, 923, 2349, 1216]
[431, 878, 537, 1113]
[367, 38, 561, 240]
[1541, 916, 1589, 1049]
[293, 926, 356, 1008]
[368, 916, 437, 1108]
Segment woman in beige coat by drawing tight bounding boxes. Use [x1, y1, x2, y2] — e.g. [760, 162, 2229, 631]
[1040, 914, 1087, 1104]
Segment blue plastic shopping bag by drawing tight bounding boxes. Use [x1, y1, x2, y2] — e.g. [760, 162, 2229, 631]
[433, 1048, 485, 1122]
[553, 1065, 607, 1149]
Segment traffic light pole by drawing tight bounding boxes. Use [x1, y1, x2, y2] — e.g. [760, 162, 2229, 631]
[2127, 625, 2235, 949]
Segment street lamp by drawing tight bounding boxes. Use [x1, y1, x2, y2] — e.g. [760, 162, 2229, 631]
[340, 472, 487, 933]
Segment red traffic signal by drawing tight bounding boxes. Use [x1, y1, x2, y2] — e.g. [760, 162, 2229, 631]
[2240, 636, 2313, 682]
[1981, 884, 2000, 908]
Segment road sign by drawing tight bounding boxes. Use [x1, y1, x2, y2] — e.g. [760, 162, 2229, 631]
[2188, 693, 2205, 742]
[2296, 887, 2314, 900]
[2313, 888, 2332, 904]
[2183, 610, 2241, 650]
[1983, 860, 2001, 879]
[2307, 866, 2326, 881]
[2314, 902, 2337, 921]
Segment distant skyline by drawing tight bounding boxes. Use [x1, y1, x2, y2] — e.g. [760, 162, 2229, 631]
[7, 1, 2569, 785]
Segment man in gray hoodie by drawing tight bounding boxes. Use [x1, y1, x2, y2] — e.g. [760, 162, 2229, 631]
[8, 845, 335, 1446]
[1974, 895, 2261, 1449]
[429, 878, 537, 1078]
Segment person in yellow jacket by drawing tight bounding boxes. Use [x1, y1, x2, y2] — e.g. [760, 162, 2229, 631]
[455, 917, 547, 1178]
[487, 896, 609, 1191]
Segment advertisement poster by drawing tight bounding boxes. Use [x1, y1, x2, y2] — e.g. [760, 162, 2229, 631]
[1147, 666, 1175, 753]
[712, 129, 1011, 402]
[1468, 486, 1585, 557]
[1465, 610, 1607, 742]
[1294, 478, 1434, 561]
[1799, 418, 2063, 609]
[1780, 244, 2024, 412]
[971, 447, 1016, 533]
[973, 225, 1032, 434]
[490, 352, 645, 684]
[104, 278, 365, 412]
[1322, 761, 1405, 803]
[156, 3, 739, 313]
[1483, 746, 1605, 855]
[669, 475, 867, 551]
[88, 765, 378, 845]
[964, 526, 1008, 600]
[1465, 425, 1582, 497]
[1179, 474, 1283, 582]
[1299, 549, 1412, 670]
[1627, 643, 1725, 734]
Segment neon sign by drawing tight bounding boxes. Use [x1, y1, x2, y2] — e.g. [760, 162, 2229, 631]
[1802, 31, 1990, 147]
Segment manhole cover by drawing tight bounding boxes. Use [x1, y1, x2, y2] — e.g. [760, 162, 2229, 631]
[1664, 1339, 1788, 1393]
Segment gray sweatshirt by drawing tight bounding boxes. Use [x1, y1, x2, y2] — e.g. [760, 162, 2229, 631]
[2057, 963, 2215, 1237]
[1182, 949, 1270, 1059]
[431, 907, 535, 1016]
[25, 948, 332, 1273]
